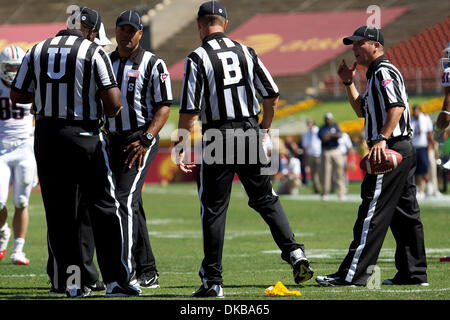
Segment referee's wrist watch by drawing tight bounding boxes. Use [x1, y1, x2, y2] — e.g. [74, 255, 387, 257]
[375, 133, 388, 142]
[140, 132, 154, 148]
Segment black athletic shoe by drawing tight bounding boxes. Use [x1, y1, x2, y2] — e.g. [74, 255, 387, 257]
[383, 278, 429, 286]
[137, 271, 160, 288]
[49, 286, 65, 294]
[86, 280, 106, 291]
[105, 281, 142, 297]
[290, 248, 314, 284]
[315, 273, 354, 287]
[192, 282, 224, 298]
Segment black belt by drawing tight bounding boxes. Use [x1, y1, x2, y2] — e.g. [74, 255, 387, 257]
[367, 135, 410, 148]
[202, 117, 259, 133]
[108, 126, 146, 137]
[36, 116, 101, 129]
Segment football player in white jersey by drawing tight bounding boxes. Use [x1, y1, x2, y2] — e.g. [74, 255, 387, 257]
[0, 45, 37, 265]
[436, 42, 450, 134]
[436, 43, 450, 263]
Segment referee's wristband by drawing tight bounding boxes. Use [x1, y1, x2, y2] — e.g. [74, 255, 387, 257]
[343, 80, 353, 86]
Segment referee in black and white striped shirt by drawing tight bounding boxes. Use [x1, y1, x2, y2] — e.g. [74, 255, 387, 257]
[176, 1, 313, 298]
[105, 10, 172, 288]
[10, 7, 140, 297]
[316, 26, 428, 287]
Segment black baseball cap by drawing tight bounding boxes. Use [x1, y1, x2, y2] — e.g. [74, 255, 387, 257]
[198, 1, 228, 19]
[116, 10, 143, 30]
[343, 26, 384, 46]
[79, 7, 101, 32]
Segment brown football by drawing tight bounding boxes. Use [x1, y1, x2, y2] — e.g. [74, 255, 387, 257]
[360, 149, 403, 175]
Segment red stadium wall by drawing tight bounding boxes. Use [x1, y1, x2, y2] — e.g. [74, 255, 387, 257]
[168, 7, 408, 79]
[144, 148, 365, 184]
[0, 23, 66, 51]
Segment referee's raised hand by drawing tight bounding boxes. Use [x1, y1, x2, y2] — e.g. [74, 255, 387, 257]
[337, 59, 357, 83]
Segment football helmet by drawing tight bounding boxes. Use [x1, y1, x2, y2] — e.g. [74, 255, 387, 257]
[0, 46, 26, 85]
[440, 42, 450, 71]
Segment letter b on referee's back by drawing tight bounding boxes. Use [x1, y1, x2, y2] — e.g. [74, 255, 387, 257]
[217, 51, 242, 85]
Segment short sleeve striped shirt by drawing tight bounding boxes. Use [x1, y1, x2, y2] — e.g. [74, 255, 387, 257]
[12, 29, 117, 121]
[105, 47, 173, 133]
[180, 32, 279, 126]
[361, 55, 412, 142]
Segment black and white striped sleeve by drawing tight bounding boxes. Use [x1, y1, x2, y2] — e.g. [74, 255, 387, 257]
[375, 67, 405, 110]
[248, 47, 279, 99]
[93, 46, 118, 91]
[150, 58, 173, 106]
[11, 47, 35, 94]
[180, 54, 203, 114]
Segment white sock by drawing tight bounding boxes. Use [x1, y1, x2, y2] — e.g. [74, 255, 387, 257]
[13, 238, 25, 253]
[0, 222, 8, 232]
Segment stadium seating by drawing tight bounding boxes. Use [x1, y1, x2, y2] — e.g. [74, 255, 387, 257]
[323, 16, 450, 96]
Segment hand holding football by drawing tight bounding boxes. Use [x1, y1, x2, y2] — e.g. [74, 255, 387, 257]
[360, 149, 403, 174]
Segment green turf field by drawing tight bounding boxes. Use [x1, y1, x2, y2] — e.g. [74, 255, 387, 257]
[0, 182, 449, 300]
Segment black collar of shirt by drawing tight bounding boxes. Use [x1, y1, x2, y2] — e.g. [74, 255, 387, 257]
[366, 55, 388, 79]
[202, 32, 226, 45]
[56, 29, 84, 38]
[110, 46, 145, 64]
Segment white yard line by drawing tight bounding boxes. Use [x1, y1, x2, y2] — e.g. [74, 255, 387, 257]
[308, 288, 450, 293]
[144, 185, 450, 207]
[149, 230, 314, 239]
[0, 274, 47, 277]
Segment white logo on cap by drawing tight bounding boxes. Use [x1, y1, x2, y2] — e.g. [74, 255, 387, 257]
[81, 16, 86, 20]
[219, 9, 223, 13]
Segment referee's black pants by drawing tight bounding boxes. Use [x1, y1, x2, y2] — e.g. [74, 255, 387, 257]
[34, 118, 130, 289]
[197, 127, 303, 285]
[337, 139, 427, 285]
[108, 130, 159, 277]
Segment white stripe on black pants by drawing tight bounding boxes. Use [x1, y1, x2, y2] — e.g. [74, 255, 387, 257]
[337, 140, 427, 285]
[34, 118, 130, 288]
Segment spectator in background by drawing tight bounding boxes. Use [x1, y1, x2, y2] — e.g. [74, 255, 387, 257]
[427, 131, 441, 197]
[278, 144, 301, 195]
[318, 112, 346, 200]
[411, 105, 433, 199]
[284, 135, 306, 185]
[302, 119, 322, 194]
[353, 131, 369, 159]
[337, 132, 356, 195]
